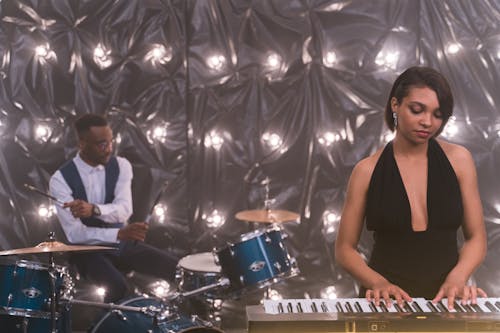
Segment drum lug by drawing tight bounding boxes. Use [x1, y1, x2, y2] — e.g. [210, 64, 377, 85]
[279, 242, 285, 250]
[7, 293, 12, 306]
[274, 262, 282, 272]
[112, 309, 128, 322]
[239, 275, 245, 284]
[265, 235, 272, 243]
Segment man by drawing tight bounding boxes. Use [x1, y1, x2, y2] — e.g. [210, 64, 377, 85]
[50, 113, 177, 303]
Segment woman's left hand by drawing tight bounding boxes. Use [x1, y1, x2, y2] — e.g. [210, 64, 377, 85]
[433, 279, 487, 309]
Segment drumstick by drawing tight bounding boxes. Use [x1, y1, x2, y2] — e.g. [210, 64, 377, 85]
[24, 184, 65, 206]
[134, 181, 168, 244]
[144, 181, 168, 224]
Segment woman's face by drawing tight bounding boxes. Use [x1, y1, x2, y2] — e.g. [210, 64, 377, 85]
[391, 86, 444, 143]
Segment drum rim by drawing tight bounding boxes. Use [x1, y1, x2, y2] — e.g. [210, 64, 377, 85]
[228, 266, 300, 296]
[14, 259, 65, 271]
[0, 307, 60, 319]
[178, 252, 221, 273]
[215, 227, 282, 252]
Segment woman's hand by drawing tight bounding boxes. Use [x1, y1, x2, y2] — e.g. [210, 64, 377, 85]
[433, 278, 487, 309]
[365, 281, 412, 309]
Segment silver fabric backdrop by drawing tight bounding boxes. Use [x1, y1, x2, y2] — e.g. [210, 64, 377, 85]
[1, 0, 500, 306]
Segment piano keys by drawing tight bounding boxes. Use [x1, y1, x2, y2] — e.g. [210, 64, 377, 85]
[247, 298, 500, 332]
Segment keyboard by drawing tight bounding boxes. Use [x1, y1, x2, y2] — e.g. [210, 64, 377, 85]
[246, 298, 500, 332]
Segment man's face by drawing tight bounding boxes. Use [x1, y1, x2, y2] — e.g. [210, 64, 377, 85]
[79, 126, 113, 166]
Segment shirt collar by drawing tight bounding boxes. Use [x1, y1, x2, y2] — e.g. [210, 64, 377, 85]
[75, 153, 105, 173]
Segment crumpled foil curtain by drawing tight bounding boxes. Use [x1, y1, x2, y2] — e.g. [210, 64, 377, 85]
[1, 0, 500, 297]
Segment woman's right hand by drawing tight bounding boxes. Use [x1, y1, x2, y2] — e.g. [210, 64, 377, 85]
[365, 280, 412, 309]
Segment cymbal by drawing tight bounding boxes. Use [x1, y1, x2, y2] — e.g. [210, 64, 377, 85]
[0, 241, 116, 256]
[235, 209, 300, 223]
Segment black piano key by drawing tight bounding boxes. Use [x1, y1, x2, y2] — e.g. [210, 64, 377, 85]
[311, 301, 318, 312]
[369, 301, 379, 312]
[411, 301, 424, 313]
[287, 302, 293, 313]
[494, 301, 500, 311]
[485, 301, 499, 312]
[277, 302, 284, 313]
[354, 301, 363, 313]
[379, 302, 389, 312]
[426, 301, 439, 312]
[463, 303, 475, 313]
[403, 301, 414, 313]
[394, 303, 403, 312]
[453, 301, 464, 312]
[297, 302, 303, 313]
[345, 302, 354, 313]
[321, 301, 328, 312]
[437, 301, 449, 312]
[335, 302, 344, 313]
[471, 303, 483, 313]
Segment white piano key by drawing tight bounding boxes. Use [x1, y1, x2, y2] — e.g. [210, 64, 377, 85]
[263, 299, 280, 314]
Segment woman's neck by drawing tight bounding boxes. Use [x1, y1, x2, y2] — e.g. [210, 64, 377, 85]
[392, 135, 429, 159]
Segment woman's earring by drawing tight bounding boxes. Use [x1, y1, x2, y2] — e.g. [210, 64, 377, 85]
[392, 112, 398, 128]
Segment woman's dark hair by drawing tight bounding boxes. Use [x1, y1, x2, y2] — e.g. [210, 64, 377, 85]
[74, 114, 108, 139]
[385, 66, 453, 136]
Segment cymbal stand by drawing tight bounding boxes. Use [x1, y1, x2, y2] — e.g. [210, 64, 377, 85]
[46, 232, 58, 333]
[67, 277, 230, 321]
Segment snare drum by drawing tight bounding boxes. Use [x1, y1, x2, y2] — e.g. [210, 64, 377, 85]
[216, 228, 298, 293]
[176, 252, 223, 300]
[90, 296, 224, 333]
[0, 260, 72, 317]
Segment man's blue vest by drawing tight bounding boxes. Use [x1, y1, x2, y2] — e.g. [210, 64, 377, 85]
[59, 156, 124, 228]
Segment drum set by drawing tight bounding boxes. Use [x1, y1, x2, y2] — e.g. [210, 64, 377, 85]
[0, 209, 300, 332]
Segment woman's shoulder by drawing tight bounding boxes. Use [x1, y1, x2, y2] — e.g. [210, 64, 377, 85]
[435, 139, 475, 175]
[351, 146, 385, 179]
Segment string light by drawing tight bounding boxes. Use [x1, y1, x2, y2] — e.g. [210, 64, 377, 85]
[144, 44, 173, 66]
[206, 54, 226, 71]
[34, 43, 57, 64]
[318, 131, 342, 146]
[320, 285, 338, 299]
[262, 132, 282, 150]
[93, 43, 112, 69]
[95, 287, 106, 297]
[375, 50, 399, 69]
[147, 123, 168, 143]
[149, 280, 171, 298]
[205, 130, 224, 150]
[38, 204, 55, 219]
[265, 53, 282, 70]
[445, 42, 462, 55]
[323, 51, 337, 68]
[202, 209, 225, 228]
[154, 203, 167, 224]
[35, 123, 52, 143]
[441, 116, 459, 138]
[322, 210, 340, 235]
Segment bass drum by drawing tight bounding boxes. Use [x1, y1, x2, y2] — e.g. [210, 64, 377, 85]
[90, 296, 224, 333]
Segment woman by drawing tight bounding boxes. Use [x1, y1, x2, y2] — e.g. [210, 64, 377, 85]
[335, 66, 487, 310]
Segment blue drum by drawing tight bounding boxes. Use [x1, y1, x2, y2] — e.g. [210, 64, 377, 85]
[176, 252, 224, 301]
[215, 228, 299, 294]
[0, 260, 72, 317]
[0, 312, 69, 333]
[90, 296, 224, 333]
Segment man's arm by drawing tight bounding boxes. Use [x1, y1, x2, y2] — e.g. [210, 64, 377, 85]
[49, 171, 120, 244]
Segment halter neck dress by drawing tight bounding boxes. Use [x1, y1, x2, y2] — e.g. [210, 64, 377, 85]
[363, 138, 463, 299]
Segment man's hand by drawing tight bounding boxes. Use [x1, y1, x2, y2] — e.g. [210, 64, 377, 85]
[117, 222, 149, 242]
[64, 199, 94, 218]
